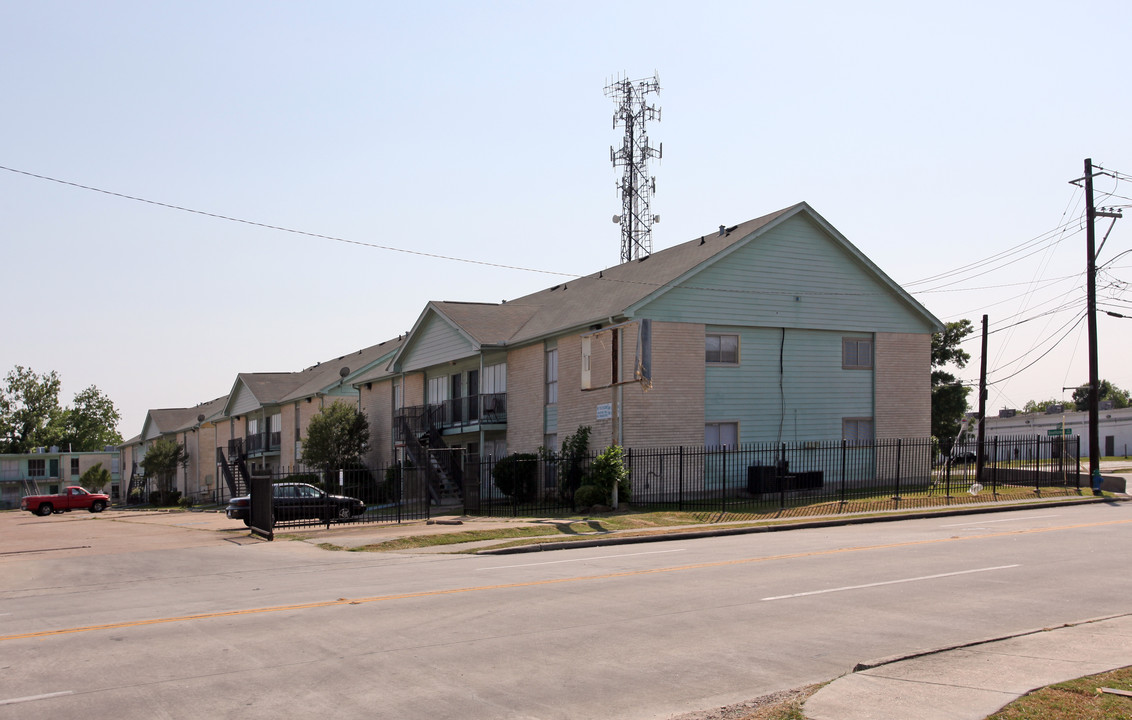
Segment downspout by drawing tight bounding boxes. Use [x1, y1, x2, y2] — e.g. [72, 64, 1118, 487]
[478, 352, 485, 457]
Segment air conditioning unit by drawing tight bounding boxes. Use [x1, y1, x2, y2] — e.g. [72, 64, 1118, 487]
[1099, 400, 1114, 411]
[1045, 404, 1064, 414]
[998, 409, 1017, 418]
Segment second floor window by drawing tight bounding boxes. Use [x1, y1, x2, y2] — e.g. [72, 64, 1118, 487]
[706, 334, 739, 364]
[546, 349, 558, 404]
[843, 338, 873, 369]
[28, 459, 46, 477]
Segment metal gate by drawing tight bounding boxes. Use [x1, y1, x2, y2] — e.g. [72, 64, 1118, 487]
[247, 475, 274, 540]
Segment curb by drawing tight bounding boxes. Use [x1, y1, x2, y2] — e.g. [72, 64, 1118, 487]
[847, 612, 1132, 673]
[474, 495, 1121, 555]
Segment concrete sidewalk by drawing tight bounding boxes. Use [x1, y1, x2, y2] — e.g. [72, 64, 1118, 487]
[803, 614, 1132, 720]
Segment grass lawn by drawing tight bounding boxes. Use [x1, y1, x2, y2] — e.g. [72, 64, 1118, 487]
[987, 665, 1132, 719]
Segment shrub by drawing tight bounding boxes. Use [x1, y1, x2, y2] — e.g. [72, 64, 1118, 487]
[572, 484, 606, 509]
[128, 487, 144, 504]
[558, 425, 591, 504]
[178, 495, 195, 508]
[492, 453, 540, 501]
[590, 445, 630, 505]
[146, 490, 182, 506]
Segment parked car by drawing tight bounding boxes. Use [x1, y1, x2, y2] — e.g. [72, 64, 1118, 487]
[21, 486, 110, 516]
[225, 482, 366, 525]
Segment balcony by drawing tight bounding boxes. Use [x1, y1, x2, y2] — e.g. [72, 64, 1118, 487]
[394, 394, 507, 440]
[233, 432, 282, 457]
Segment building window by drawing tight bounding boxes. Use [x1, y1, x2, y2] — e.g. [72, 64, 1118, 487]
[28, 459, 46, 477]
[546, 348, 558, 405]
[705, 422, 739, 448]
[843, 418, 874, 446]
[706, 334, 739, 364]
[483, 363, 507, 394]
[842, 338, 873, 369]
[427, 376, 449, 405]
[71, 458, 80, 476]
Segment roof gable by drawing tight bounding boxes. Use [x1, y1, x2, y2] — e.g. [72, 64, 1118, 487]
[629, 204, 943, 333]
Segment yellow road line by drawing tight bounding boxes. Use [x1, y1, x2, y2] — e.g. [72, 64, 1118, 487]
[4, 518, 1129, 643]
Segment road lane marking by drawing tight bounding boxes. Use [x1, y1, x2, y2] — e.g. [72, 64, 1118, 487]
[761, 564, 1021, 601]
[480, 548, 685, 570]
[3, 517, 1128, 643]
[0, 691, 73, 706]
[939, 515, 1059, 528]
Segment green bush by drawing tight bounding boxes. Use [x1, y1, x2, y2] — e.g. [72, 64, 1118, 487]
[572, 484, 606, 509]
[282, 472, 321, 486]
[558, 425, 591, 504]
[492, 453, 540, 501]
[178, 496, 195, 508]
[590, 445, 630, 504]
[128, 487, 144, 504]
[148, 490, 181, 506]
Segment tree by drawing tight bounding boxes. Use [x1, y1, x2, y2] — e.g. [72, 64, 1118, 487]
[0, 368, 122, 454]
[79, 462, 112, 493]
[1070, 380, 1131, 411]
[140, 437, 189, 501]
[1022, 398, 1061, 414]
[58, 385, 123, 451]
[0, 366, 64, 453]
[931, 320, 974, 442]
[301, 402, 370, 473]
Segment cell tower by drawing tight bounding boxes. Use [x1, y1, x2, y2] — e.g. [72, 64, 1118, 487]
[606, 73, 662, 263]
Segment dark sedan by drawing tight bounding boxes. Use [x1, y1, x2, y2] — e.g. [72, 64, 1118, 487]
[226, 482, 367, 525]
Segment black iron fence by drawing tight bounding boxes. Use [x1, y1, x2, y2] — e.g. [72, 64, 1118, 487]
[244, 463, 432, 529]
[463, 435, 1083, 517]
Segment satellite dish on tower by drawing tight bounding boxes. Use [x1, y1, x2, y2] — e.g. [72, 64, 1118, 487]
[612, 215, 621, 224]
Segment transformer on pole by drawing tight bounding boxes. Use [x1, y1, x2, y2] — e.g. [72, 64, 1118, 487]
[606, 73, 662, 263]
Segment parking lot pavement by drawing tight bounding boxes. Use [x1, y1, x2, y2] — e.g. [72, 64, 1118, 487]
[0, 507, 249, 560]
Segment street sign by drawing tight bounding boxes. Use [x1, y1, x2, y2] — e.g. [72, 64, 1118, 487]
[1047, 428, 1074, 436]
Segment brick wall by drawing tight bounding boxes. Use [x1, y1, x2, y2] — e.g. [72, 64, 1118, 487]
[359, 379, 394, 465]
[875, 332, 931, 438]
[622, 322, 705, 447]
[505, 343, 546, 453]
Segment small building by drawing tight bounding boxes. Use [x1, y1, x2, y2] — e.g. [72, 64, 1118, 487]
[0, 448, 122, 508]
[983, 406, 1132, 459]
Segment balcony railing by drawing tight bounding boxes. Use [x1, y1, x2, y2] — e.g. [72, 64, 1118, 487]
[235, 432, 282, 457]
[394, 394, 507, 440]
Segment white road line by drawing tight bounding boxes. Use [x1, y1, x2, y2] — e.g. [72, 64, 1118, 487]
[761, 564, 1021, 601]
[0, 691, 74, 706]
[480, 548, 685, 570]
[940, 515, 1058, 528]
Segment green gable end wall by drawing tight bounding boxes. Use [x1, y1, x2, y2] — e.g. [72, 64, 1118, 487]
[399, 313, 477, 372]
[639, 214, 933, 334]
[705, 326, 873, 443]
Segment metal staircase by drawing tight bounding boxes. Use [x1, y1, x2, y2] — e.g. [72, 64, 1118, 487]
[396, 408, 463, 507]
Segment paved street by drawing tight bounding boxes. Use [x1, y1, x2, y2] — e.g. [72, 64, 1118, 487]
[1, 502, 1129, 719]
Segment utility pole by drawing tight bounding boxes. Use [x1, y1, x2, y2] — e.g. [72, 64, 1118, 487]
[976, 314, 988, 484]
[1084, 158, 1102, 494]
[1080, 159, 1123, 494]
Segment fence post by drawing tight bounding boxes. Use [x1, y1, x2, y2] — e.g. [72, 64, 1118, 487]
[678, 445, 684, 511]
[779, 443, 787, 510]
[721, 445, 727, 516]
[839, 439, 847, 504]
[985, 437, 1002, 494]
[893, 439, 902, 501]
[627, 447, 633, 505]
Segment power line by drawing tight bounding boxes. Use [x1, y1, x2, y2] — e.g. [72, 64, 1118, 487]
[0, 164, 577, 279]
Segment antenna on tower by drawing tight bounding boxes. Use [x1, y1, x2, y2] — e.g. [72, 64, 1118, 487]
[606, 72, 662, 263]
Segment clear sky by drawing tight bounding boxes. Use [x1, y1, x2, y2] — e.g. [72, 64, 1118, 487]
[3, 0, 1129, 438]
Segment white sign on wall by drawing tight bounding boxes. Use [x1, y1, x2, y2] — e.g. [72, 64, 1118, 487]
[596, 403, 613, 421]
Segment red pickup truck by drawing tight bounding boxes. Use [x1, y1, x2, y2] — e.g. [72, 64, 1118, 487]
[21, 486, 110, 516]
